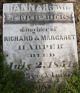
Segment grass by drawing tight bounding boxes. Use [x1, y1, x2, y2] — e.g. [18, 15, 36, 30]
[0, 1, 80, 93]
[0, 53, 80, 93]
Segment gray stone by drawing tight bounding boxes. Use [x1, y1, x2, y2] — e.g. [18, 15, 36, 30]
[3, 3, 78, 81]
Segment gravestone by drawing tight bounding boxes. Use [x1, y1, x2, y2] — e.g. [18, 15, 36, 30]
[67, 0, 77, 2]
[3, 3, 78, 82]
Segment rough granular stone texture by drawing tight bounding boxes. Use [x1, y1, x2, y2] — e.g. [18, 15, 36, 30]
[0, 16, 2, 34]
[0, 15, 2, 52]
[74, 3, 80, 48]
[0, 2, 80, 51]
[0, 3, 3, 52]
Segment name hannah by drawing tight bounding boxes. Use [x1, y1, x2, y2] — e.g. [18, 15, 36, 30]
[6, 3, 72, 12]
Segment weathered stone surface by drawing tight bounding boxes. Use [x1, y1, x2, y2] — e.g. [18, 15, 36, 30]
[74, 3, 80, 48]
[67, 0, 77, 2]
[0, 15, 2, 53]
[3, 3, 78, 81]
